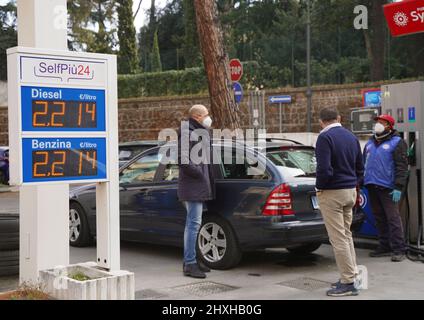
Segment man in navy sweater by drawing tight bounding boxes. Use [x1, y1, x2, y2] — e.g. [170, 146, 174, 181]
[315, 107, 364, 297]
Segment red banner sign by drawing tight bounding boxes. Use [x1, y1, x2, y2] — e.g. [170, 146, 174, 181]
[383, 0, 424, 37]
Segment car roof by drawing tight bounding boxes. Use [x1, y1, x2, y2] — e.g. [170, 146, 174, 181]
[119, 140, 166, 147]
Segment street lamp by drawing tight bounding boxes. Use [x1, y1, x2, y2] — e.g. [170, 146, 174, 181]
[306, 0, 312, 132]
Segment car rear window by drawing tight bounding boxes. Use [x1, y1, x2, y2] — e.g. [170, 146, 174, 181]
[267, 148, 316, 178]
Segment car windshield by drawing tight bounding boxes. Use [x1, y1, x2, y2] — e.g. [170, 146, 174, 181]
[267, 148, 316, 178]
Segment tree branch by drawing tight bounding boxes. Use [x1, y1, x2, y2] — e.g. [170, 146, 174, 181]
[133, 0, 142, 19]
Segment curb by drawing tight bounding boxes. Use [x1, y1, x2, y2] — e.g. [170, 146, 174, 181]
[0, 186, 18, 193]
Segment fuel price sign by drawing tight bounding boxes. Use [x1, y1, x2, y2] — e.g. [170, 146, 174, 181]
[22, 86, 105, 131]
[22, 137, 106, 183]
[7, 47, 118, 185]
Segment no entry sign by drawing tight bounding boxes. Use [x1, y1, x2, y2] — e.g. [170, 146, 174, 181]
[230, 58, 243, 82]
[384, 0, 424, 37]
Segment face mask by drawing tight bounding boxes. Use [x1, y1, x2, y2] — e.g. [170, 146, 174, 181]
[202, 116, 212, 128]
[374, 122, 386, 134]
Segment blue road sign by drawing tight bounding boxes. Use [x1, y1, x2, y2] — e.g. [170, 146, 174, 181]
[232, 81, 243, 104]
[268, 95, 291, 104]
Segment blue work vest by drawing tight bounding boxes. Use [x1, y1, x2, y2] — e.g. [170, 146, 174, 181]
[364, 136, 401, 189]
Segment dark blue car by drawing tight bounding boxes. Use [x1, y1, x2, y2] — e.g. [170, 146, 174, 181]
[0, 147, 9, 185]
[69, 139, 364, 269]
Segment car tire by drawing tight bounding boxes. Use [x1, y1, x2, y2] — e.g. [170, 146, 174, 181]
[0, 214, 19, 251]
[0, 250, 19, 276]
[69, 202, 92, 247]
[286, 242, 322, 254]
[196, 215, 242, 270]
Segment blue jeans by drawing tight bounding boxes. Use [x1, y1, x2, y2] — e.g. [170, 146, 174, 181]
[183, 201, 203, 265]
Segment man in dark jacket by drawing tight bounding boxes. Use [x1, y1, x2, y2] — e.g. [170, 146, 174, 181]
[315, 107, 364, 297]
[364, 114, 408, 262]
[178, 104, 214, 278]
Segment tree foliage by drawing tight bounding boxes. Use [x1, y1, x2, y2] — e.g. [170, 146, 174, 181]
[67, 0, 117, 53]
[0, 1, 17, 80]
[151, 30, 162, 72]
[1, 0, 423, 87]
[117, 0, 139, 74]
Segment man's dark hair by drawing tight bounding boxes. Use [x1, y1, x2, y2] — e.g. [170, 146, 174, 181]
[319, 107, 339, 122]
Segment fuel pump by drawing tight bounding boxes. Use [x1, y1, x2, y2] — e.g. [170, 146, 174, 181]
[381, 81, 424, 256]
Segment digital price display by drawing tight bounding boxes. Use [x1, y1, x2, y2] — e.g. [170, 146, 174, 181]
[21, 86, 106, 131]
[22, 137, 107, 183]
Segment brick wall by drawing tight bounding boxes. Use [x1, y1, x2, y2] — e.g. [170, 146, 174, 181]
[0, 79, 413, 145]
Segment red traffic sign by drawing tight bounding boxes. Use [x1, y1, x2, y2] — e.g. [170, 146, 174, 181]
[384, 0, 424, 37]
[229, 58, 243, 82]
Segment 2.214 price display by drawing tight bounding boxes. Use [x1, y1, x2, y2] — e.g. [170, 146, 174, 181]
[32, 100, 97, 128]
[32, 149, 98, 178]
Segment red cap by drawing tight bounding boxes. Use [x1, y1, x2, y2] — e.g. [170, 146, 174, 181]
[374, 114, 395, 127]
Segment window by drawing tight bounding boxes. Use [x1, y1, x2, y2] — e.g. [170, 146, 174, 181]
[162, 163, 179, 181]
[267, 148, 316, 178]
[119, 146, 152, 162]
[220, 150, 269, 180]
[120, 152, 161, 184]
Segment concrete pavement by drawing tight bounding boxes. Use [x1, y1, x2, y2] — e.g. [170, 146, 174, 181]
[1, 190, 424, 299]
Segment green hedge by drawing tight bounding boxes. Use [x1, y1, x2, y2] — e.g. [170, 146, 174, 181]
[118, 67, 208, 98]
[118, 62, 262, 99]
[117, 58, 373, 99]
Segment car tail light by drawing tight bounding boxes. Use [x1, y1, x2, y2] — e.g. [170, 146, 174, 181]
[262, 183, 294, 216]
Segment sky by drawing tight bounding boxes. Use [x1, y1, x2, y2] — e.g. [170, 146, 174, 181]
[0, 0, 168, 30]
[132, 0, 168, 30]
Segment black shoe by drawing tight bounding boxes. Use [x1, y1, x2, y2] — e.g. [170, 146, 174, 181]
[183, 261, 211, 272]
[198, 261, 211, 273]
[331, 280, 341, 289]
[326, 283, 359, 297]
[391, 253, 406, 262]
[183, 263, 206, 279]
[369, 248, 392, 257]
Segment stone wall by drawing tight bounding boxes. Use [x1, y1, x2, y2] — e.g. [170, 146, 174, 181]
[0, 82, 7, 107]
[0, 79, 414, 145]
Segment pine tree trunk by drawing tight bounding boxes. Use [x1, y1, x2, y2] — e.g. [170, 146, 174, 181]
[364, 0, 386, 81]
[193, 0, 240, 130]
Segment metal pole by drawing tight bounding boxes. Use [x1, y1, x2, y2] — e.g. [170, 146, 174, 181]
[291, 35, 295, 87]
[387, 27, 391, 80]
[306, 0, 312, 132]
[262, 91, 266, 130]
[279, 103, 282, 133]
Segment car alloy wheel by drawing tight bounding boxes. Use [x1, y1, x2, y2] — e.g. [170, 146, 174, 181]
[69, 208, 81, 243]
[198, 222, 227, 263]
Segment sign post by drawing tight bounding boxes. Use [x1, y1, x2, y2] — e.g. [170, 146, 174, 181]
[9, 0, 121, 284]
[268, 95, 292, 133]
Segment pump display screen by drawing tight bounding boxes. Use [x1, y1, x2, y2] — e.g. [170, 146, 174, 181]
[351, 108, 380, 133]
[22, 137, 107, 183]
[21, 86, 106, 131]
